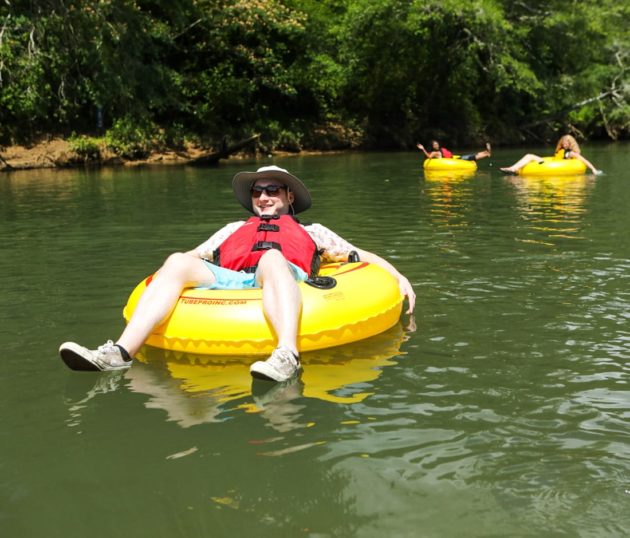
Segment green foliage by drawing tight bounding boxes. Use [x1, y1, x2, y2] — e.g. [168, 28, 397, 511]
[68, 134, 102, 161]
[104, 116, 157, 159]
[0, 0, 628, 148]
[162, 122, 188, 149]
[256, 120, 302, 152]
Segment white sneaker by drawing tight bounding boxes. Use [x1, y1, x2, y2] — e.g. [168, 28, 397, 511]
[59, 340, 132, 372]
[250, 346, 301, 382]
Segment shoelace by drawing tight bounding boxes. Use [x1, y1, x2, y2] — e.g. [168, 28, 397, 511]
[97, 340, 118, 355]
[274, 347, 298, 366]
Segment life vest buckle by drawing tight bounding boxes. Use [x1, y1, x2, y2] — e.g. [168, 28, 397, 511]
[252, 241, 282, 251]
[257, 223, 280, 232]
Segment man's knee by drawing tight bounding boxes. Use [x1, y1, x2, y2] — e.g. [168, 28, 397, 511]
[258, 249, 288, 267]
[257, 249, 292, 279]
[160, 252, 203, 281]
[162, 252, 189, 270]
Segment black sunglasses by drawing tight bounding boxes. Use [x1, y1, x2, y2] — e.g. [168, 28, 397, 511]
[250, 184, 288, 197]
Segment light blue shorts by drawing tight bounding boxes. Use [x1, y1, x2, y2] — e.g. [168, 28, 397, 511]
[200, 260, 308, 290]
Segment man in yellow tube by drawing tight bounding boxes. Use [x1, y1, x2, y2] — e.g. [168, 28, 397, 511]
[59, 165, 415, 382]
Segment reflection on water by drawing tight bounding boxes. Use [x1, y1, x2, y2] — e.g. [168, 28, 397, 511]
[64, 370, 127, 429]
[419, 171, 480, 231]
[509, 175, 593, 215]
[508, 175, 595, 244]
[65, 324, 407, 431]
[422, 169, 477, 182]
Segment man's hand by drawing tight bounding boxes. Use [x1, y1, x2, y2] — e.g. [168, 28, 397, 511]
[398, 275, 416, 314]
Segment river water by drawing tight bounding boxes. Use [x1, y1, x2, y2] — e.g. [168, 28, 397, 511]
[1, 144, 629, 537]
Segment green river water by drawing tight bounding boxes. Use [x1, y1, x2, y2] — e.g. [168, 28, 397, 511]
[1, 144, 629, 537]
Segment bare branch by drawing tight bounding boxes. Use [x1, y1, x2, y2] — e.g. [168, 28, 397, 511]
[520, 91, 614, 129]
[0, 14, 10, 85]
[173, 18, 204, 40]
[58, 77, 65, 102]
[0, 14, 9, 45]
[27, 25, 39, 57]
[598, 100, 617, 140]
[0, 153, 14, 170]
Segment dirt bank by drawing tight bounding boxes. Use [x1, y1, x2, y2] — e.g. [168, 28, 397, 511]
[0, 136, 342, 173]
[0, 138, 255, 172]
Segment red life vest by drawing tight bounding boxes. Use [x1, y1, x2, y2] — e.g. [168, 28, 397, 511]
[213, 215, 320, 277]
[440, 147, 453, 158]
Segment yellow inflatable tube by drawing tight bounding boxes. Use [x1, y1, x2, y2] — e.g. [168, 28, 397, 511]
[423, 169, 476, 181]
[520, 157, 586, 176]
[423, 157, 477, 172]
[123, 262, 403, 355]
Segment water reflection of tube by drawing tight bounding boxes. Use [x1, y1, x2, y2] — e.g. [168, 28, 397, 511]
[125, 323, 407, 427]
[507, 175, 594, 244]
[420, 170, 478, 226]
[508, 175, 594, 219]
[509, 175, 592, 209]
[422, 169, 477, 182]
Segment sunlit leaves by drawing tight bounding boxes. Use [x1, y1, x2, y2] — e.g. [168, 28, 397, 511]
[0, 0, 628, 145]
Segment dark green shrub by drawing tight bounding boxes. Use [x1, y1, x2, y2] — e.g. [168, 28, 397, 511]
[105, 116, 156, 159]
[68, 134, 102, 161]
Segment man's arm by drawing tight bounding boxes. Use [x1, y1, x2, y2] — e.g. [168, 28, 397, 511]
[307, 223, 415, 313]
[354, 248, 416, 314]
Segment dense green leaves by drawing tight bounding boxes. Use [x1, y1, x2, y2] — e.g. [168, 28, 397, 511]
[0, 0, 628, 149]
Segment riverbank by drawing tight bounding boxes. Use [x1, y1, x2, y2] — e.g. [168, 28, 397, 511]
[0, 137, 349, 173]
[0, 138, 249, 172]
